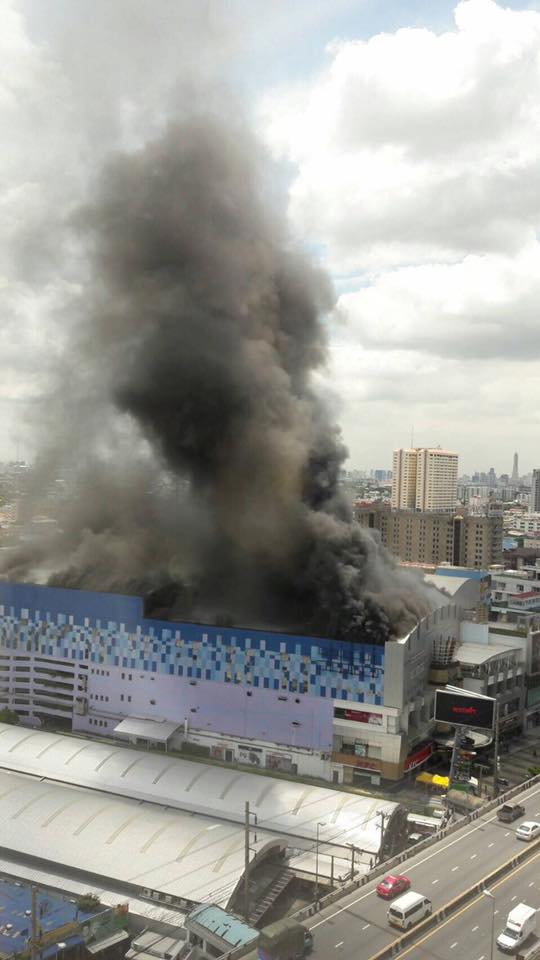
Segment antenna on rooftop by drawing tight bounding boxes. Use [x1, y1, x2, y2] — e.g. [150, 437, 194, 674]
[410, 425, 415, 448]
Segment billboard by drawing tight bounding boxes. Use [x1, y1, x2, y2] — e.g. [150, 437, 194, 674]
[434, 689, 495, 730]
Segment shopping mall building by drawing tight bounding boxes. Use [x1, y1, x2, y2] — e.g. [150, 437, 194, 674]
[0, 576, 483, 785]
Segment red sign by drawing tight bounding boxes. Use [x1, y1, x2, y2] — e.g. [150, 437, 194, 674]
[354, 757, 381, 771]
[343, 710, 383, 726]
[404, 743, 433, 772]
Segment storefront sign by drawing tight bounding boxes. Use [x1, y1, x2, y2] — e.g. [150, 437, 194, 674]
[343, 710, 383, 725]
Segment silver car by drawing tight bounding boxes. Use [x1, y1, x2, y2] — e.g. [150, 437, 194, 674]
[515, 821, 540, 841]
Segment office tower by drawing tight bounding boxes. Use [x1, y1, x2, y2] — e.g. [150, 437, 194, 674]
[392, 447, 458, 511]
[531, 469, 540, 513]
[512, 452, 519, 483]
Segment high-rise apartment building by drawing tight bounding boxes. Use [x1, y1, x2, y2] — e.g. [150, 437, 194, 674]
[531, 469, 540, 513]
[512, 452, 519, 483]
[391, 447, 458, 511]
[391, 449, 418, 509]
[356, 503, 503, 569]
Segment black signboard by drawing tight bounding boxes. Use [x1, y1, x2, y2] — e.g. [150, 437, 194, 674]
[434, 689, 495, 730]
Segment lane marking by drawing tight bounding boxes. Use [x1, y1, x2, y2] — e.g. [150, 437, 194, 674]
[310, 782, 540, 932]
[511, 895, 517, 901]
[505, 832, 511, 837]
[450, 942, 458, 949]
[432, 879, 439, 884]
[488, 843, 494, 848]
[472, 926, 479, 932]
[334, 941, 344, 948]
[470, 854, 478, 860]
[494, 909, 499, 915]
[529, 882, 535, 887]
[478, 955, 485, 959]
[362, 923, 370, 930]
[381, 846, 540, 960]
[452, 866, 459, 872]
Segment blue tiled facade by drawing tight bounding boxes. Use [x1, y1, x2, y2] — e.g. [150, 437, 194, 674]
[0, 582, 384, 704]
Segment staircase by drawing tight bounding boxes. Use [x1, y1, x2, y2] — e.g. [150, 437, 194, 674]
[249, 867, 295, 928]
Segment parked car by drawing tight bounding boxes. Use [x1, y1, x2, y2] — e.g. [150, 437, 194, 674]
[498, 802, 525, 823]
[376, 875, 411, 899]
[516, 821, 540, 842]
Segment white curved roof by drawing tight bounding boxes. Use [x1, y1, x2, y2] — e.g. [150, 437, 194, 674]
[0, 724, 397, 853]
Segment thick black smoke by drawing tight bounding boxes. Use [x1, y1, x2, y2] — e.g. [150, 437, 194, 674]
[4, 114, 435, 641]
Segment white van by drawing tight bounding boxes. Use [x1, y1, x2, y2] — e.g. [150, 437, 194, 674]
[497, 903, 537, 953]
[387, 891, 432, 930]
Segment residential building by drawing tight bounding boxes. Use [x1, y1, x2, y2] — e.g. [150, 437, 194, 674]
[512, 452, 520, 483]
[530, 469, 540, 513]
[456, 621, 526, 736]
[0, 577, 482, 784]
[505, 510, 540, 534]
[391, 447, 458, 512]
[356, 503, 503, 569]
[391, 449, 419, 509]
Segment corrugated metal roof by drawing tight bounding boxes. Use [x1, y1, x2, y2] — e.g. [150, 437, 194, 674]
[456, 642, 520, 664]
[0, 725, 398, 853]
[0, 726, 401, 908]
[114, 718, 181, 742]
[0, 768, 271, 907]
[187, 904, 258, 947]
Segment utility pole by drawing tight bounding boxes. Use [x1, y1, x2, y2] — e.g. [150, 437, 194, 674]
[244, 801, 250, 923]
[350, 844, 355, 881]
[494, 700, 500, 798]
[315, 822, 325, 904]
[378, 810, 390, 862]
[30, 885, 38, 960]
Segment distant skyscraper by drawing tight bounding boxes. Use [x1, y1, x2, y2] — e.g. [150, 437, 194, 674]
[512, 452, 519, 482]
[531, 469, 540, 513]
[391, 447, 458, 511]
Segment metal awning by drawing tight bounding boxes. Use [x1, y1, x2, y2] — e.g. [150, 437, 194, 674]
[113, 718, 182, 743]
[87, 930, 130, 954]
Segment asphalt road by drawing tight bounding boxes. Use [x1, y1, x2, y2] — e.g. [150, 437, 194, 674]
[307, 781, 540, 960]
[403, 846, 540, 960]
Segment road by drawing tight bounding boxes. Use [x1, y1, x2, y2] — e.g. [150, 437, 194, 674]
[307, 780, 540, 960]
[403, 847, 540, 960]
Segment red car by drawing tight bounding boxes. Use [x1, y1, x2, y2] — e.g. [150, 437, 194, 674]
[376, 874, 411, 899]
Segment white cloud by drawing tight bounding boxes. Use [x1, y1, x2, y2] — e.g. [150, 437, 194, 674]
[260, 0, 540, 472]
[262, 0, 540, 271]
[338, 243, 540, 359]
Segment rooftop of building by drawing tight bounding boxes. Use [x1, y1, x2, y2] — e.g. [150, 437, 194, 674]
[0, 877, 98, 960]
[186, 904, 258, 948]
[0, 725, 400, 908]
[126, 930, 185, 960]
[456, 642, 521, 665]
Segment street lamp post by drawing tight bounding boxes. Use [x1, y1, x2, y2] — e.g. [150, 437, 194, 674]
[483, 888, 496, 960]
[315, 822, 326, 905]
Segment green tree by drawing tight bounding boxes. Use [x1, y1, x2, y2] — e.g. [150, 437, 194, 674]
[0, 708, 19, 725]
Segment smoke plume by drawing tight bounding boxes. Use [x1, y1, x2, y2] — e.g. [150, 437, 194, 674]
[3, 112, 435, 642]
